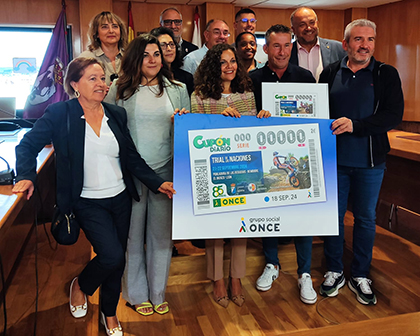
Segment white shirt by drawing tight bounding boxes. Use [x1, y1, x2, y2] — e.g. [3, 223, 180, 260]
[128, 85, 173, 170]
[297, 38, 323, 82]
[81, 112, 125, 198]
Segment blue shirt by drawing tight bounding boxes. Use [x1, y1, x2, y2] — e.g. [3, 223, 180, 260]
[182, 44, 208, 75]
[330, 57, 375, 168]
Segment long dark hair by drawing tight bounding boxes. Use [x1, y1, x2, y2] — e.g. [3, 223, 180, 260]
[194, 44, 253, 100]
[116, 34, 178, 100]
[149, 27, 183, 69]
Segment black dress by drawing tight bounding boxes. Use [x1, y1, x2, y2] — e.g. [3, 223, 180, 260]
[172, 67, 194, 96]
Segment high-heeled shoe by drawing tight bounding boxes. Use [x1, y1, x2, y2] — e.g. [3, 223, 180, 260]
[213, 293, 230, 308]
[101, 312, 123, 336]
[213, 280, 229, 308]
[229, 278, 245, 307]
[69, 277, 87, 318]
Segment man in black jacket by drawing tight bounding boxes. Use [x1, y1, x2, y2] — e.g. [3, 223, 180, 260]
[160, 7, 198, 58]
[318, 19, 404, 305]
[250, 24, 315, 111]
[250, 24, 318, 305]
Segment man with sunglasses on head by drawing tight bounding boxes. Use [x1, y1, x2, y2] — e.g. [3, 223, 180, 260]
[160, 7, 198, 58]
[182, 19, 230, 75]
[233, 8, 267, 64]
[290, 7, 346, 82]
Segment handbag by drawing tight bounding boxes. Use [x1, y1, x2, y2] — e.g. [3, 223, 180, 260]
[50, 104, 80, 245]
[50, 206, 80, 245]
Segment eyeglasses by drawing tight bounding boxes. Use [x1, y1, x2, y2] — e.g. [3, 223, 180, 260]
[212, 29, 230, 37]
[238, 18, 257, 24]
[160, 42, 176, 49]
[162, 19, 182, 26]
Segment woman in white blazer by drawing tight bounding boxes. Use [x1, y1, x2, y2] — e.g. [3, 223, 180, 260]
[104, 34, 189, 316]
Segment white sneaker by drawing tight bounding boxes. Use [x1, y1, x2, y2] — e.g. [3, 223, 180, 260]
[256, 263, 279, 291]
[298, 273, 317, 304]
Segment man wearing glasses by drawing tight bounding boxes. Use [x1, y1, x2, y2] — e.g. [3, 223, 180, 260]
[290, 7, 345, 81]
[183, 19, 230, 75]
[233, 8, 267, 64]
[160, 7, 198, 58]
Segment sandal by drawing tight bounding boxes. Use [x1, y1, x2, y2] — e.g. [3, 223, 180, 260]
[126, 301, 154, 316]
[154, 301, 169, 315]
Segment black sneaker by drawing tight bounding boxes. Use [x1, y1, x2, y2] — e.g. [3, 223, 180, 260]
[320, 271, 345, 297]
[348, 277, 377, 305]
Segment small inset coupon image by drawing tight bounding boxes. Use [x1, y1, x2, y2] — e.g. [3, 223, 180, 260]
[188, 123, 326, 215]
[261, 83, 330, 119]
[274, 94, 315, 117]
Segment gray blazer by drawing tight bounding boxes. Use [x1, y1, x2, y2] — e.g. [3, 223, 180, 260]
[290, 37, 346, 68]
[104, 77, 191, 112]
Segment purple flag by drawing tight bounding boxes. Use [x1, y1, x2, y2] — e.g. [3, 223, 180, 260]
[24, 5, 69, 118]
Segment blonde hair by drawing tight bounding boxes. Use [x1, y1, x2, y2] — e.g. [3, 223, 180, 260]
[87, 11, 127, 52]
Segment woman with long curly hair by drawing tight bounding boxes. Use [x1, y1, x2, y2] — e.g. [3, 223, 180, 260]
[104, 34, 190, 316]
[191, 43, 270, 308]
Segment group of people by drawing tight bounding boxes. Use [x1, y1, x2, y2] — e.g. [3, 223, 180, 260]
[12, 5, 403, 336]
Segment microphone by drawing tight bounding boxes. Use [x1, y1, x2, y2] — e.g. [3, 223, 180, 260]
[0, 156, 15, 185]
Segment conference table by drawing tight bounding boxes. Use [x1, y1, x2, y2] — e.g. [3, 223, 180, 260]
[0, 129, 55, 289]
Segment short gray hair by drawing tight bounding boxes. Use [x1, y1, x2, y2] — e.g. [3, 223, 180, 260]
[344, 19, 376, 42]
[159, 7, 182, 24]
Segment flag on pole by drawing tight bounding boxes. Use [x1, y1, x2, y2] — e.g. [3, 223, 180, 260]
[128, 1, 135, 43]
[24, 1, 69, 119]
[192, 6, 202, 48]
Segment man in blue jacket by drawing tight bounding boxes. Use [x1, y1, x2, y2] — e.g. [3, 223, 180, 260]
[319, 19, 404, 305]
[290, 7, 346, 81]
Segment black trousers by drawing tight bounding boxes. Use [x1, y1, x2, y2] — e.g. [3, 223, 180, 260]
[74, 189, 131, 316]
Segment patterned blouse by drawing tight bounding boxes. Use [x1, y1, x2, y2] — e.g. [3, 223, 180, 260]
[191, 91, 257, 115]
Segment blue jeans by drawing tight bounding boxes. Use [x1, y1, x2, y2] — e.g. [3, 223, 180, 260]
[262, 236, 313, 275]
[324, 165, 384, 277]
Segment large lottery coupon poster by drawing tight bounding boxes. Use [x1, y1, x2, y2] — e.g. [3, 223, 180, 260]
[188, 123, 325, 215]
[173, 114, 338, 239]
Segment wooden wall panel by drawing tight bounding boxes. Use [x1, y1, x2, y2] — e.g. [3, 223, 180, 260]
[369, 0, 420, 122]
[0, 0, 81, 55]
[112, 2, 203, 45]
[316, 10, 345, 42]
[344, 7, 368, 27]
[245, 7, 292, 33]
[205, 2, 235, 44]
[234, 7, 344, 42]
